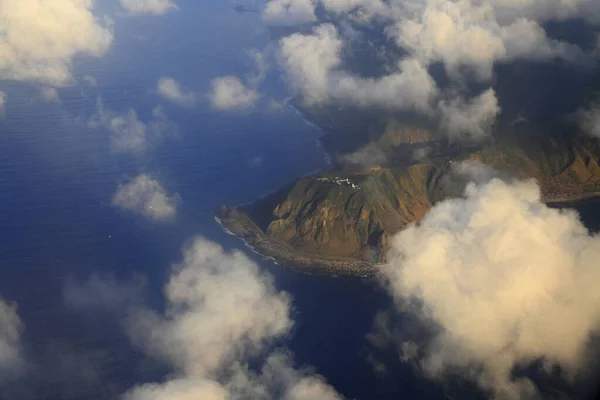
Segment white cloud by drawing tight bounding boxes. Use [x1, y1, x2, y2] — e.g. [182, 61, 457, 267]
[121, 237, 340, 400]
[577, 102, 600, 138]
[120, 0, 178, 15]
[157, 77, 196, 107]
[0, 91, 6, 116]
[89, 100, 176, 154]
[0, 297, 23, 375]
[263, 0, 317, 25]
[449, 159, 500, 185]
[438, 88, 501, 140]
[40, 87, 60, 103]
[280, 24, 437, 112]
[125, 238, 291, 377]
[209, 76, 261, 110]
[112, 174, 179, 221]
[382, 174, 600, 398]
[388, 0, 582, 81]
[279, 24, 342, 104]
[261, 352, 343, 400]
[123, 379, 227, 400]
[0, 0, 113, 87]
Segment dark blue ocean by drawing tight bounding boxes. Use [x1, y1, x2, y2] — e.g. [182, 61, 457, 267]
[1, 2, 599, 399]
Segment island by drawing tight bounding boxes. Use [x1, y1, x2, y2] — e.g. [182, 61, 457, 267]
[218, 61, 600, 275]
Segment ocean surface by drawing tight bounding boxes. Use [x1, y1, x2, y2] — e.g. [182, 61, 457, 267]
[0, 2, 599, 399]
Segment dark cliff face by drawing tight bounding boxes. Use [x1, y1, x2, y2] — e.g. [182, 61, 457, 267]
[222, 129, 600, 268]
[247, 165, 439, 262]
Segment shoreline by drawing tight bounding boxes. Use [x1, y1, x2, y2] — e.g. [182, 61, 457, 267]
[216, 189, 600, 277]
[215, 209, 377, 277]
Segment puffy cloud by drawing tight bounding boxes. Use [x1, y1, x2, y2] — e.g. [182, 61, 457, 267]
[121, 238, 341, 400]
[89, 100, 176, 154]
[381, 175, 600, 398]
[0, 0, 113, 87]
[270, 0, 599, 141]
[157, 77, 196, 107]
[438, 88, 501, 140]
[260, 352, 343, 400]
[577, 102, 600, 138]
[388, 0, 581, 81]
[279, 24, 342, 104]
[209, 76, 261, 110]
[0, 298, 22, 373]
[263, 0, 317, 25]
[120, 0, 178, 15]
[112, 174, 179, 221]
[280, 24, 437, 112]
[0, 91, 6, 115]
[245, 49, 269, 88]
[449, 159, 501, 184]
[125, 238, 291, 377]
[123, 379, 227, 400]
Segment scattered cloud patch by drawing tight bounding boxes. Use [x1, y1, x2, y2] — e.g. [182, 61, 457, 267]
[0, 297, 23, 376]
[64, 275, 146, 313]
[120, 0, 178, 15]
[263, 0, 317, 25]
[157, 77, 196, 107]
[381, 174, 600, 398]
[280, 24, 437, 112]
[0, 92, 6, 116]
[272, 0, 600, 140]
[388, 0, 582, 81]
[321, 0, 388, 21]
[411, 147, 431, 161]
[112, 174, 179, 221]
[577, 102, 600, 138]
[438, 88, 501, 140]
[40, 87, 60, 103]
[83, 75, 98, 87]
[89, 100, 176, 154]
[449, 159, 500, 185]
[209, 76, 261, 110]
[340, 143, 388, 168]
[245, 49, 269, 88]
[0, 0, 113, 87]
